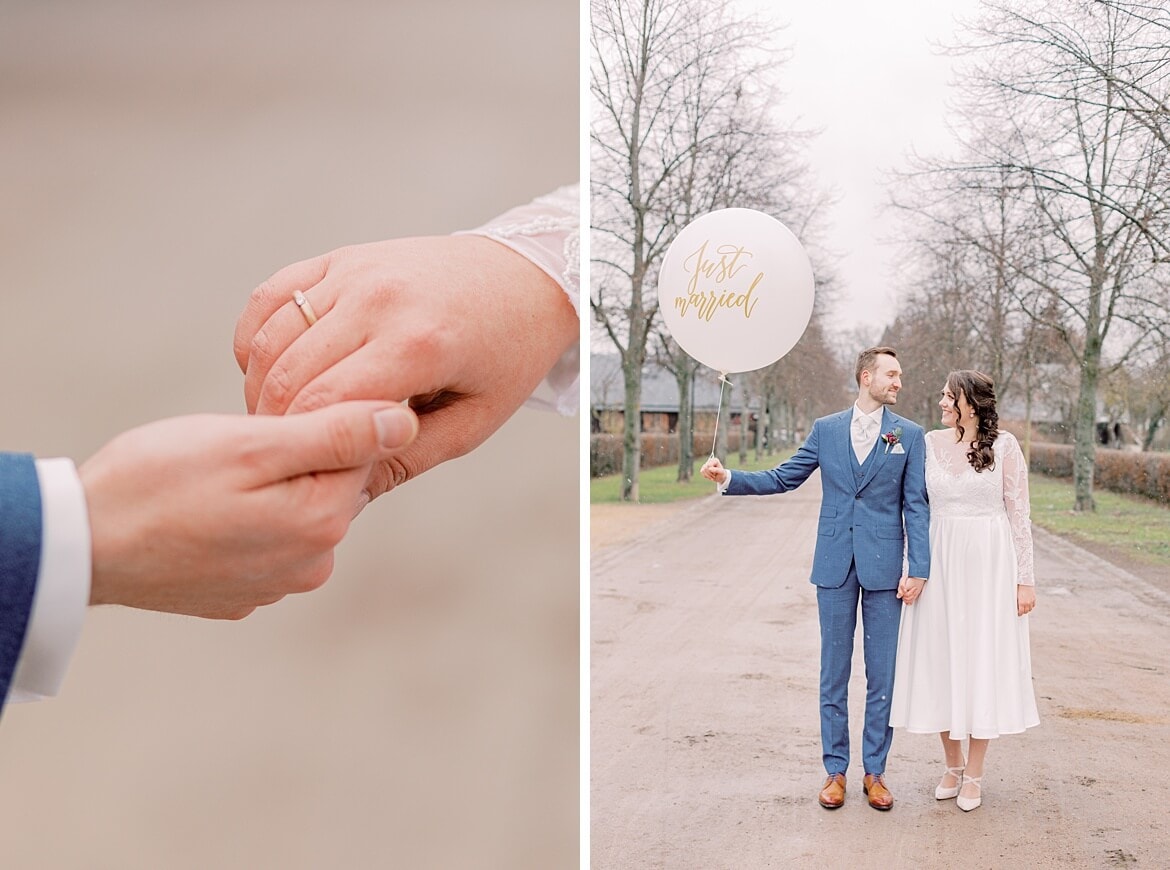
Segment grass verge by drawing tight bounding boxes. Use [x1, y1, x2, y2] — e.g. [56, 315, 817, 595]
[1028, 474, 1170, 571]
[589, 450, 794, 504]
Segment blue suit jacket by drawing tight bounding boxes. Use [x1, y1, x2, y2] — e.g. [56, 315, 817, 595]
[725, 408, 930, 590]
[0, 453, 42, 709]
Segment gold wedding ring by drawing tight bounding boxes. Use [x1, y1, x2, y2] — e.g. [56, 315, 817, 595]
[293, 290, 318, 327]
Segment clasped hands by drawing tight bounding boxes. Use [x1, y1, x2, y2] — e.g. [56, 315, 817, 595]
[896, 576, 926, 605]
[82, 235, 576, 620]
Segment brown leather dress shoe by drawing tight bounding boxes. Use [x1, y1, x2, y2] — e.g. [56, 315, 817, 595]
[818, 773, 846, 809]
[863, 773, 894, 810]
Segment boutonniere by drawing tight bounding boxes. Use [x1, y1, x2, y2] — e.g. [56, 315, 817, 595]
[882, 427, 904, 454]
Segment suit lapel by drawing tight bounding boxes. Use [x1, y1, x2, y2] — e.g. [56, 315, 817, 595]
[837, 409, 856, 486]
[856, 408, 895, 493]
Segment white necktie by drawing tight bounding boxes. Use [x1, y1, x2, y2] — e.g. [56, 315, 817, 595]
[853, 417, 875, 463]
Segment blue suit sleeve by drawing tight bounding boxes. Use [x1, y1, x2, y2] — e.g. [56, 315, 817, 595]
[725, 421, 821, 496]
[901, 428, 930, 578]
[0, 453, 42, 710]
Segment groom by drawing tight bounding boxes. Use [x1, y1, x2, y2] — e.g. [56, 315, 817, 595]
[701, 346, 929, 810]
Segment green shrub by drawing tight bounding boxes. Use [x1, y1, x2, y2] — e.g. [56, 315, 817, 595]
[1027, 442, 1170, 504]
[1027, 442, 1074, 478]
[590, 435, 622, 478]
[1095, 448, 1170, 504]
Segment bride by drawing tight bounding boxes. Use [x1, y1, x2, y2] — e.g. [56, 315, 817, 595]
[889, 370, 1039, 811]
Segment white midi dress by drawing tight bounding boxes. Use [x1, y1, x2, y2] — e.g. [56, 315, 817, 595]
[889, 429, 1040, 739]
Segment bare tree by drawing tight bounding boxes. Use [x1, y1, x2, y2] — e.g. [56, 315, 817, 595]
[652, 330, 701, 481]
[758, 317, 852, 438]
[590, 0, 812, 500]
[893, 0, 1170, 509]
[889, 164, 1050, 418]
[1116, 335, 1170, 450]
[1040, 2, 1170, 152]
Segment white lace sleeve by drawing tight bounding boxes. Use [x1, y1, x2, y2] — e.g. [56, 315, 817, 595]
[456, 184, 580, 416]
[999, 432, 1035, 586]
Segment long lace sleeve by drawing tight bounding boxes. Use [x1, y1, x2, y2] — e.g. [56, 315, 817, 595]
[1000, 432, 1035, 586]
[456, 184, 580, 416]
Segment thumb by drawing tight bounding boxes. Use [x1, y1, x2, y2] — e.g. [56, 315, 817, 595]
[248, 400, 419, 482]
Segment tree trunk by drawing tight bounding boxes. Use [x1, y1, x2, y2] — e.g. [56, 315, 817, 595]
[1071, 227, 1106, 512]
[756, 389, 771, 460]
[738, 390, 749, 464]
[1023, 368, 1033, 466]
[1142, 404, 1165, 452]
[675, 366, 694, 482]
[1072, 342, 1101, 512]
[621, 359, 643, 502]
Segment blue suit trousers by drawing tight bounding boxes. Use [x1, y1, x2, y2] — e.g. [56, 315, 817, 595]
[816, 559, 901, 776]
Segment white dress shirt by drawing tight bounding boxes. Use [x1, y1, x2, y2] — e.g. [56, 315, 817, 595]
[8, 459, 90, 702]
[851, 403, 884, 464]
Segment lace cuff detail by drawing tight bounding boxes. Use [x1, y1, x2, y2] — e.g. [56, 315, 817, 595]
[457, 184, 580, 416]
[1000, 432, 1035, 586]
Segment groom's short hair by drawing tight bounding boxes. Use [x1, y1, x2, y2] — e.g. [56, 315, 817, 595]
[856, 346, 898, 386]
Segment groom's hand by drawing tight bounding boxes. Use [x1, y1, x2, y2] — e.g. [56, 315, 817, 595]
[80, 400, 418, 619]
[897, 576, 926, 605]
[701, 457, 729, 484]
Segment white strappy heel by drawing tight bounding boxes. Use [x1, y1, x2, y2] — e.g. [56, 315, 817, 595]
[935, 765, 965, 800]
[956, 773, 983, 812]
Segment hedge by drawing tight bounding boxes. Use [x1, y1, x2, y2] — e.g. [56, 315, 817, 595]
[1028, 442, 1170, 504]
[590, 432, 756, 478]
[1027, 442, 1074, 478]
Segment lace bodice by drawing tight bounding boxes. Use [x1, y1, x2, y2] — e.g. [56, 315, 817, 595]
[925, 429, 1035, 585]
[458, 185, 580, 416]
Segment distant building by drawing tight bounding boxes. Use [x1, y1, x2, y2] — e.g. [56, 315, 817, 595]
[590, 353, 753, 435]
[993, 363, 1140, 448]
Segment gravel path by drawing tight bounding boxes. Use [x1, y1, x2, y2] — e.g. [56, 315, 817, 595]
[591, 481, 1170, 869]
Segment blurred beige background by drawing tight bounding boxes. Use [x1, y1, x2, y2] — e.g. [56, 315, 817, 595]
[0, 2, 579, 867]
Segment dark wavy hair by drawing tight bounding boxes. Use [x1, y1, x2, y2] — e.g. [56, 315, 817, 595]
[947, 370, 999, 472]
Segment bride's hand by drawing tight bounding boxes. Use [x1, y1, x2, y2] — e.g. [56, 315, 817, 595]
[233, 235, 577, 502]
[1017, 585, 1036, 616]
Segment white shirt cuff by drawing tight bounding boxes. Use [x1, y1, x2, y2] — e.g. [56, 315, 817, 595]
[717, 470, 732, 494]
[8, 458, 90, 702]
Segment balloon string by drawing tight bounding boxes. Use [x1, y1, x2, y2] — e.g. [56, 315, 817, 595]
[709, 372, 731, 459]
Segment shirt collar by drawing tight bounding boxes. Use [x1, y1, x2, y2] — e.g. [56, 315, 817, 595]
[852, 404, 885, 428]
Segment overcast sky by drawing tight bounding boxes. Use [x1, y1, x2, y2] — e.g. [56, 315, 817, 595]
[757, 0, 983, 338]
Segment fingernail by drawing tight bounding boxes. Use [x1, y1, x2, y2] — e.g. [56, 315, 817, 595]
[374, 405, 417, 448]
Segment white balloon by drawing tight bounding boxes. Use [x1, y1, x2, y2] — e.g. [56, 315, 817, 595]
[657, 208, 815, 374]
